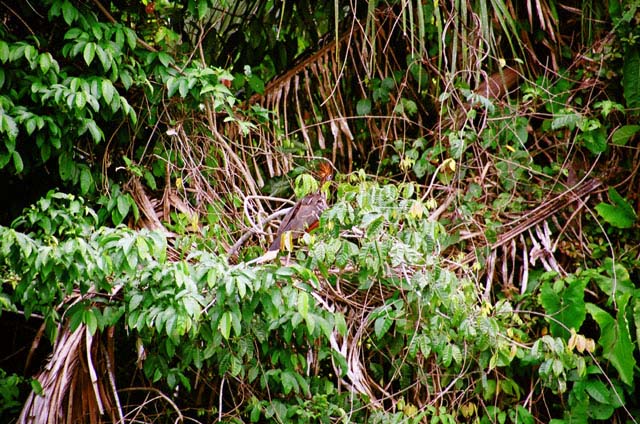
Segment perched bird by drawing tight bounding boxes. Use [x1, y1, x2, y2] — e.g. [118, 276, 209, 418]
[268, 162, 333, 252]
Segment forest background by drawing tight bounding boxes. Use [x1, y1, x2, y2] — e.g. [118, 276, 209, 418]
[1, 0, 640, 422]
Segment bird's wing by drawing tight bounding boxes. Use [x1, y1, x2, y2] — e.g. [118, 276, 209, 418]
[267, 193, 327, 252]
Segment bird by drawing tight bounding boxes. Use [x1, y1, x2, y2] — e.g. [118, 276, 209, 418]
[267, 162, 333, 253]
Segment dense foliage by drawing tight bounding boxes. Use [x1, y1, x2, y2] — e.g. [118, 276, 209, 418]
[2, 0, 640, 423]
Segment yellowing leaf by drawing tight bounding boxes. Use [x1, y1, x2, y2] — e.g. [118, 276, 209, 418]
[409, 200, 424, 219]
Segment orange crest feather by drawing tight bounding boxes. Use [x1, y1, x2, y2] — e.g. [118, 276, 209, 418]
[317, 162, 333, 182]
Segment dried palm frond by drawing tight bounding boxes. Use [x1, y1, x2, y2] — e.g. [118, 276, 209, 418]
[19, 322, 121, 424]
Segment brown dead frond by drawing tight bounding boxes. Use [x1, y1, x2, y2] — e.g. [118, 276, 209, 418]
[19, 321, 121, 423]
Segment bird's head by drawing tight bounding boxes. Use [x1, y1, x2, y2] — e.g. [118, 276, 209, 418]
[317, 161, 334, 183]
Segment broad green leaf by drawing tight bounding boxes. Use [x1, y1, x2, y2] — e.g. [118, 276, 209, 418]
[179, 78, 189, 98]
[197, 0, 210, 20]
[219, 311, 232, 340]
[297, 290, 309, 319]
[250, 404, 261, 422]
[623, 47, 640, 108]
[595, 188, 636, 229]
[612, 125, 640, 146]
[116, 195, 130, 218]
[120, 70, 133, 90]
[280, 371, 298, 395]
[335, 312, 347, 336]
[129, 293, 144, 311]
[79, 166, 93, 194]
[12, 151, 23, 173]
[101, 79, 115, 104]
[586, 298, 636, 386]
[124, 28, 137, 50]
[539, 276, 587, 339]
[356, 98, 371, 115]
[248, 74, 264, 94]
[25, 118, 36, 135]
[635, 299, 640, 360]
[581, 127, 607, 154]
[74, 92, 86, 109]
[374, 316, 393, 339]
[38, 52, 51, 74]
[591, 258, 635, 300]
[1, 113, 18, 141]
[61, 0, 77, 25]
[85, 309, 98, 335]
[304, 313, 315, 335]
[68, 304, 85, 332]
[0, 41, 9, 62]
[95, 45, 110, 71]
[58, 152, 75, 181]
[86, 120, 102, 143]
[551, 111, 581, 130]
[83, 42, 96, 66]
[585, 380, 610, 404]
[158, 52, 173, 67]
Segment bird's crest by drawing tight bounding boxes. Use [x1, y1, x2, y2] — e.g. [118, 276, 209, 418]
[317, 161, 333, 182]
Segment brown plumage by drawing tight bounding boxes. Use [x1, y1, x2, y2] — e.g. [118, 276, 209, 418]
[268, 163, 332, 252]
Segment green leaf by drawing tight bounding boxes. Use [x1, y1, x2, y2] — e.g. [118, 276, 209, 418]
[166, 77, 180, 97]
[585, 380, 610, 404]
[248, 74, 264, 94]
[86, 120, 102, 143]
[74, 92, 86, 109]
[250, 404, 261, 422]
[281, 371, 298, 395]
[79, 166, 93, 194]
[591, 258, 635, 300]
[595, 188, 636, 229]
[124, 28, 137, 50]
[1, 113, 18, 141]
[304, 313, 315, 335]
[539, 276, 587, 339]
[129, 293, 144, 311]
[356, 98, 371, 115]
[68, 304, 85, 332]
[179, 78, 189, 98]
[623, 47, 640, 108]
[101, 79, 115, 104]
[61, 0, 77, 25]
[0, 152, 12, 169]
[83, 42, 96, 66]
[30, 379, 43, 396]
[58, 152, 75, 181]
[551, 111, 581, 130]
[25, 118, 36, 135]
[12, 151, 23, 173]
[158, 52, 173, 67]
[297, 290, 309, 319]
[38, 53, 51, 74]
[374, 316, 393, 339]
[512, 405, 534, 424]
[116, 195, 130, 218]
[95, 45, 110, 71]
[586, 298, 636, 386]
[85, 309, 98, 335]
[120, 70, 133, 90]
[335, 312, 347, 336]
[612, 125, 640, 146]
[197, 0, 210, 20]
[219, 311, 232, 340]
[581, 127, 607, 154]
[0, 41, 9, 62]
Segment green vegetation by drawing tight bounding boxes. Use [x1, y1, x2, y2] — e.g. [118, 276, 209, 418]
[1, 0, 640, 422]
